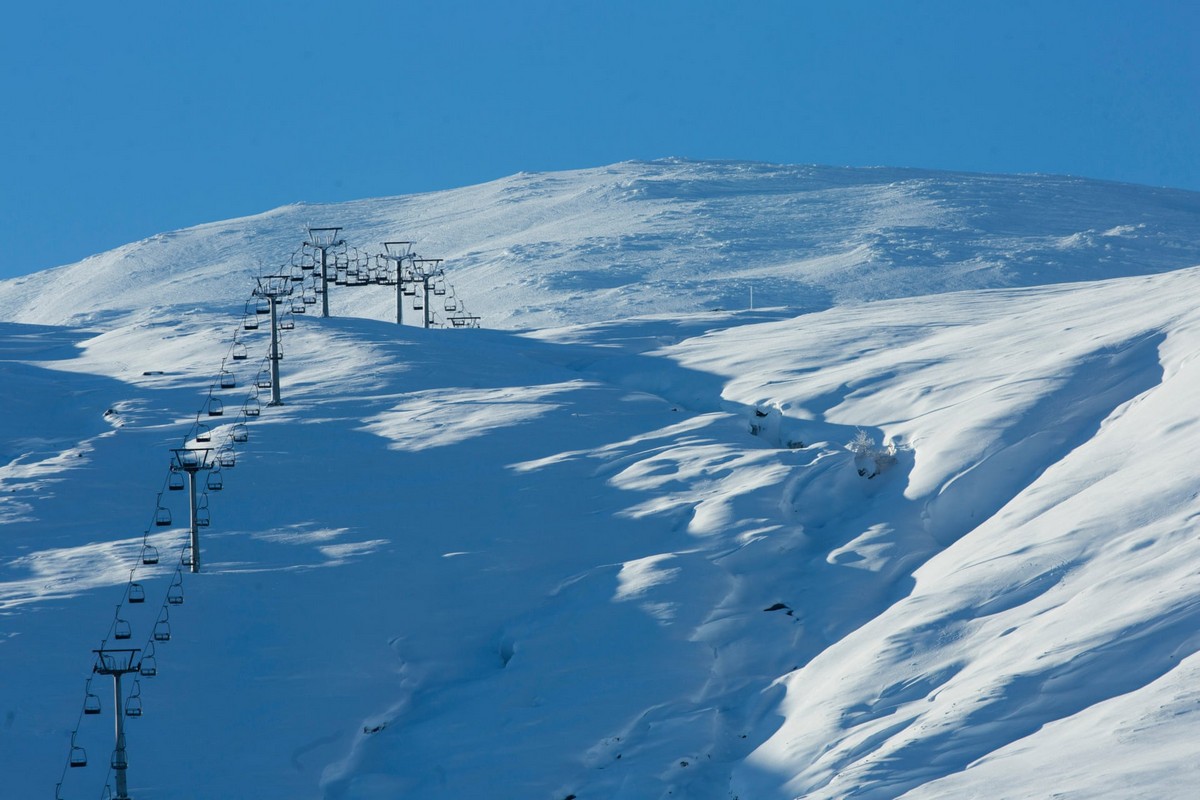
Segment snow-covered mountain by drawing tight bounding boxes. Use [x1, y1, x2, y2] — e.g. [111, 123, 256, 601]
[3, 159, 1200, 800]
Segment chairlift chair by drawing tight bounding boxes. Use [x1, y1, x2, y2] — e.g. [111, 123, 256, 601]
[243, 398, 261, 418]
[84, 690, 102, 715]
[168, 470, 185, 491]
[206, 470, 223, 491]
[139, 653, 157, 678]
[433, 283, 446, 296]
[218, 449, 237, 468]
[219, 370, 236, 389]
[243, 314, 259, 331]
[303, 293, 317, 305]
[255, 299, 270, 315]
[154, 613, 171, 642]
[280, 318, 295, 331]
[124, 692, 143, 719]
[231, 424, 249, 443]
[413, 296, 424, 310]
[155, 504, 172, 527]
[114, 618, 132, 640]
[111, 750, 128, 770]
[69, 741, 88, 768]
[195, 423, 211, 443]
[291, 301, 305, 314]
[208, 397, 224, 417]
[255, 373, 272, 389]
[141, 545, 160, 565]
[167, 582, 184, 606]
[232, 342, 248, 361]
[129, 582, 146, 604]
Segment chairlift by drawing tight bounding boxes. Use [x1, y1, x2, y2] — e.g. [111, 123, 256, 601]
[303, 293, 317, 305]
[196, 502, 210, 528]
[155, 503, 172, 527]
[129, 582, 145, 604]
[220, 370, 236, 389]
[114, 617, 131, 640]
[153, 612, 171, 642]
[232, 342, 248, 361]
[413, 296, 424, 310]
[167, 581, 184, 606]
[219, 449, 237, 468]
[403, 284, 417, 296]
[243, 314, 259, 331]
[291, 301, 305, 314]
[433, 283, 447, 296]
[84, 690, 102, 715]
[124, 682, 143, 718]
[280, 318, 295, 331]
[195, 423, 211, 443]
[168, 470, 185, 492]
[69, 739, 88, 768]
[139, 647, 158, 677]
[256, 373, 272, 389]
[141, 545, 160, 565]
[444, 299, 457, 312]
[207, 397, 224, 417]
[255, 299, 270, 315]
[243, 398, 260, 418]
[206, 470, 223, 491]
[290, 266, 304, 282]
[231, 424, 249, 443]
[111, 749, 128, 770]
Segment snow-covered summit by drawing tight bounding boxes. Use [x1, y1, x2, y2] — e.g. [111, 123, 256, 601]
[4, 158, 1200, 328]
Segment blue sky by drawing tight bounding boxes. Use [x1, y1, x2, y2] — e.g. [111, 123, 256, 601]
[2, 1, 1197, 279]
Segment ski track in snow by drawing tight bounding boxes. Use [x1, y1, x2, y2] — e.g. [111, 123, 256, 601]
[1, 160, 1200, 799]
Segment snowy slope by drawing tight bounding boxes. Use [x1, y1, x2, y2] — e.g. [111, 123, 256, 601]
[3, 159, 1200, 330]
[3, 161, 1200, 800]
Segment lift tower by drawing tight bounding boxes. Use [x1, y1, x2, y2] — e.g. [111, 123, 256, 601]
[171, 447, 213, 573]
[93, 648, 142, 800]
[253, 273, 294, 406]
[306, 227, 344, 318]
[382, 241, 413, 325]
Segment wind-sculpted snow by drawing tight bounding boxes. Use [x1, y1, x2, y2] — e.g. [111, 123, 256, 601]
[2, 162, 1200, 799]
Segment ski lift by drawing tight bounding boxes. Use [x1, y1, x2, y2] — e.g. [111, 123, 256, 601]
[255, 299, 270, 315]
[232, 342, 248, 361]
[128, 582, 145, 604]
[141, 545, 160, 566]
[195, 423, 211, 443]
[207, 397, 224, 417]
[114, 617, 132, 640]
[290, 265, 304, 282]
[69, 736, 87, 768]
[111, 749, 128, 770]
[444, 298, 457, 312]
[206, 470, 223, 492]
[231, 424, 249, 443]
[243, 398, 260, 417]
[433, 282, 446, 296]
[291, 301, 305, 314]
[196, 495, 210, 528]
[139, 645, 158, 677]
[280, 318, 295, 331]
[413, 296, 424, 310]
[218, 448, 236, 468]
[84, 689, 101, 715]
[243, 314, 259, 331]
[167, 580, 184, 606]
[154, 610, 171, 642]
[255, 373, 272, 389]
[303, 293, 317, 305]
[219, 369, 236, 389]
[403, 283, 417, 296]
[155, 500, 172, 527]
[168, 469, 185, 492]
[124, 681, 143, 718]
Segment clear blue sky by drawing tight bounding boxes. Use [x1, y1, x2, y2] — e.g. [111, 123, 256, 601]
[2, 1, 1197, 279]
